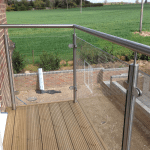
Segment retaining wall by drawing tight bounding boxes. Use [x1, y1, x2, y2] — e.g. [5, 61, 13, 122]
[98, 67, 150, 131]
[14, 68, 103, 91]
[98, 67, 129, 82]
[110, 81, 150, 131]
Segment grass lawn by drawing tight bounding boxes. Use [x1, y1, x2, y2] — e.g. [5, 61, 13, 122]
[6, 4, 150, 64]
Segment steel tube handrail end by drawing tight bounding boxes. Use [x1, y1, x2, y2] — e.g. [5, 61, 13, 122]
[0, 24, 74, 28]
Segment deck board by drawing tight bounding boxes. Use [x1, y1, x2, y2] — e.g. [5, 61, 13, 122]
[50, 103, 74, 150]
[12, 106, 27, 150]
[27, 105, 43, 150]
[38, 104, 58, 150]
[3, 101, 107, 150]
[59, 102, 90, 150]
[3, 108, 15, 150]
[69, 101, 103, 150]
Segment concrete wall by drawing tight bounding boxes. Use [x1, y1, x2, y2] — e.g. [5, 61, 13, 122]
[98, 67, 150, 131]
[98, 67, 128, 82]
[0, 0, 13, 111]
[110, 81, 150, 131]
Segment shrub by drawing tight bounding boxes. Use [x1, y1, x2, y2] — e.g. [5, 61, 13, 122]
[29, 6, 33, 10]
[36, 6, 46, 9]
[6, 5, 15, 11]
[14, 4, 19, 11]
[34, 0, 45, 9]
[85, 1, 90, 4]
[11, 4, 15, 9]
[138, 53, 150, 61]
[80, 45, 101, 64]
[39, 51, 60, 71]
[80, 46, 114, 64]
[44, 0, 50, 7]
[82, 2, 85, 6]
[92, 3, 103, 7]
[58, 1, 65, 8]
[6, 6, 13, 11]
[12, 51, 26, 73]
[20, 4, 26, 11]
[69, 1, 77, 8]
[29, 1, 34, 7]
[84, 3, 103, 7]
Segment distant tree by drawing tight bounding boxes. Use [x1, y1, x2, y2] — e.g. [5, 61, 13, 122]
[74, 0, 80, 5]
[104, 0, 107, 4]
[34, 0, 45, 8]
[66, 0, 69, 10]
[145, 0, 147, 3]
[43, 0, 50, 7]
[135, 0, 139, 4]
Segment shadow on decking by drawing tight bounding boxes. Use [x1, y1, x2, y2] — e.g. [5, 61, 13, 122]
[3, 100, 107, 150]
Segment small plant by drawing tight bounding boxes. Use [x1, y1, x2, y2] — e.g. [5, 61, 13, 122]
[80, 46, 100, 64]
[119, 65, 125, 68]
[65, 60, 69, 66]
[6, 5, 15, 11]
[39, 51, 60, 71]
[12, 51, 26, 73]
[139, 54, 150, 61]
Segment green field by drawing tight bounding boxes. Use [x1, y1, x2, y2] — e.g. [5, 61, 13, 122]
[6, 4, 150, 63]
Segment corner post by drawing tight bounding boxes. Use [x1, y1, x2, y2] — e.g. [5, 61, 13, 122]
[122, 52, 140, 150]
[4, 29, 16, 110]
[73, 28, 77, 103]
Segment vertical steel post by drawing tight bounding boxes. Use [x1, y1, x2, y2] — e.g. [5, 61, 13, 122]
[4, 30, 16, 110]
[73, 28, 77, 103]
[122, 52, 138, 150]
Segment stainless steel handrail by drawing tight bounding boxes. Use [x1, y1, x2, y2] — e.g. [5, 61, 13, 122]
[74, 24, 150, 56]
[0, 24, 74, 28]
[0, 24, 150, 56]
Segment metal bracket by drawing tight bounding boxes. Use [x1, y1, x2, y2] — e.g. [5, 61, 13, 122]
[69, 86, 77, 91]
[9, 46, 15, 49]
[68, 44, 77, 49]
[126, 81, 142, 98]
[74, 45, 77, 48]
[126, 84, 142, 98]
[133, 87, 142, 97]
[68, 44, 73, 48]
[9, 43, 15, 49]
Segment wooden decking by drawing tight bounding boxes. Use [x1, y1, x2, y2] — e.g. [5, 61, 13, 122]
[3, 101, 107, 150]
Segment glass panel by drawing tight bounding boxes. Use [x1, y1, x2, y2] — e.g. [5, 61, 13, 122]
[76, 36, 129, 149]
[130, 53, 150, 150]
[9, 31, 73, 106]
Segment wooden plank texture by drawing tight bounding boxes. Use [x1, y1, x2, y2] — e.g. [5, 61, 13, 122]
[69, 101, 103, 150]
[3, 108, 16, 150]
[3, 101, 107, 150]
[59, 102, 90, 150]
[50, 103, 74, 150]
[12, 106, 27, 150]
[27, 105, 43, 150]
[38, 104, 58, 150]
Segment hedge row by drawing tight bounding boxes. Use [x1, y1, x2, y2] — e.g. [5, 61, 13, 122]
[83, 3, 103, 7]
[6, 0, 103, 11]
